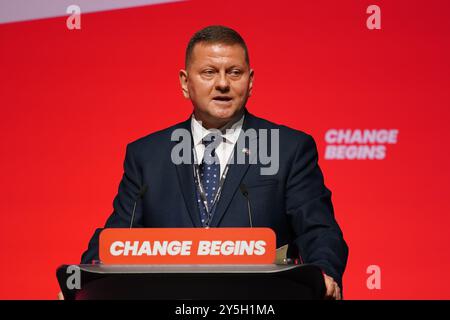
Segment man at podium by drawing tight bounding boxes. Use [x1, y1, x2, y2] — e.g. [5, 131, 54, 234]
[81, 25, 348, 300]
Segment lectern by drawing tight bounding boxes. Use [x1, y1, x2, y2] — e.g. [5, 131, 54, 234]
[56, 263, 326, 300]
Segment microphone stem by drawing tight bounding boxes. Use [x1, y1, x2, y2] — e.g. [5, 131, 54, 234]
[247, 197, 253, 228]
[129, 200, 137, 229]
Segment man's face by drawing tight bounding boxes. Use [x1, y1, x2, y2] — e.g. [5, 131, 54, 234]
[179, 42, 254, 128]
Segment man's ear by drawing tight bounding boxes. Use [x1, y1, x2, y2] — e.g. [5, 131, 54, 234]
[248, 69, 254, 97]
[179, 69, 190, 99]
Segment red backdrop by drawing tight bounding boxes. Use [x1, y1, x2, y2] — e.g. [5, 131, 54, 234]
[1, 0, 449, 299]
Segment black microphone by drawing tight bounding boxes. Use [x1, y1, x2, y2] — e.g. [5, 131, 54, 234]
[129, 184, 148, 228]
[239, 183, 253, 228]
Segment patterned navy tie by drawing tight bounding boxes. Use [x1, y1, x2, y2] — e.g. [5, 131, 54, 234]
[198, 133, 221, 226]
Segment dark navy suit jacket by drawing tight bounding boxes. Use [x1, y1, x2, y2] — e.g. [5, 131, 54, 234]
[81, 110, 348, 287]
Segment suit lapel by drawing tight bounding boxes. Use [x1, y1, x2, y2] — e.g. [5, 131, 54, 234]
[173, 117, 202, 227]
[209, 111, 260, 227]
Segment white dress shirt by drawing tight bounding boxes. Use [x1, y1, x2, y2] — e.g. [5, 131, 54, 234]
[191, 113, 245, 177]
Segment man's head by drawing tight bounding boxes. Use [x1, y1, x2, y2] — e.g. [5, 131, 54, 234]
[179, 25, 254, 129]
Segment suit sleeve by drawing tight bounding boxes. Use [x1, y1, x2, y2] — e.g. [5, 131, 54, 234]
[285, 134, 349, 288]
[80, 143, 144, 264]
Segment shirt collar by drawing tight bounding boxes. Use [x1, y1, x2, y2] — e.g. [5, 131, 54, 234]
[191, 113, 245, 146]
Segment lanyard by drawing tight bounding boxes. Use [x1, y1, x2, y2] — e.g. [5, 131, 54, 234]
[192, 148, 230, 227]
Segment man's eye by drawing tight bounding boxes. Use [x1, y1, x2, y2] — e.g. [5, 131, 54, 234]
[203, 70, 215, 75]
[229, 70, 242, 76]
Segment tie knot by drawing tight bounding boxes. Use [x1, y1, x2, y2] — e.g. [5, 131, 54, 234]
[202, 133, 221, 147]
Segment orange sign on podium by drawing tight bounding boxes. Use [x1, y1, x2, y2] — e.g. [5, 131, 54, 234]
[99, 228, 276, 264]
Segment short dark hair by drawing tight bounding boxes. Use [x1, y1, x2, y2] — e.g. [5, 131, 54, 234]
[185, 25, 250, 68]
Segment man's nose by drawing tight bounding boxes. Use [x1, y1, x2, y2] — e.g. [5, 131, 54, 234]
[215, 71, 230, 92]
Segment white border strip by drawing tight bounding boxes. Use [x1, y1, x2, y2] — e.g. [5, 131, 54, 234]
[0, 0, 184, 24]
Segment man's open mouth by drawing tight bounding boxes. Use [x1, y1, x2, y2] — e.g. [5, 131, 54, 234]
[212, 96, 233, 102]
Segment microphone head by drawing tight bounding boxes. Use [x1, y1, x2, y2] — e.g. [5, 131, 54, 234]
[139, 185, 148, 198]
[239, 183, 249, 197]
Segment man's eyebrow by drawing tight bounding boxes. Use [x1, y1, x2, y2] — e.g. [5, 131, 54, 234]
[226, 65, 244, 70]
[198, 64, 218, 69]
[197, 64, 246, 70]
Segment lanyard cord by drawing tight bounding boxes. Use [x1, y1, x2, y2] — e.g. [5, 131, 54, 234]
[192, 148, 230, 227]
